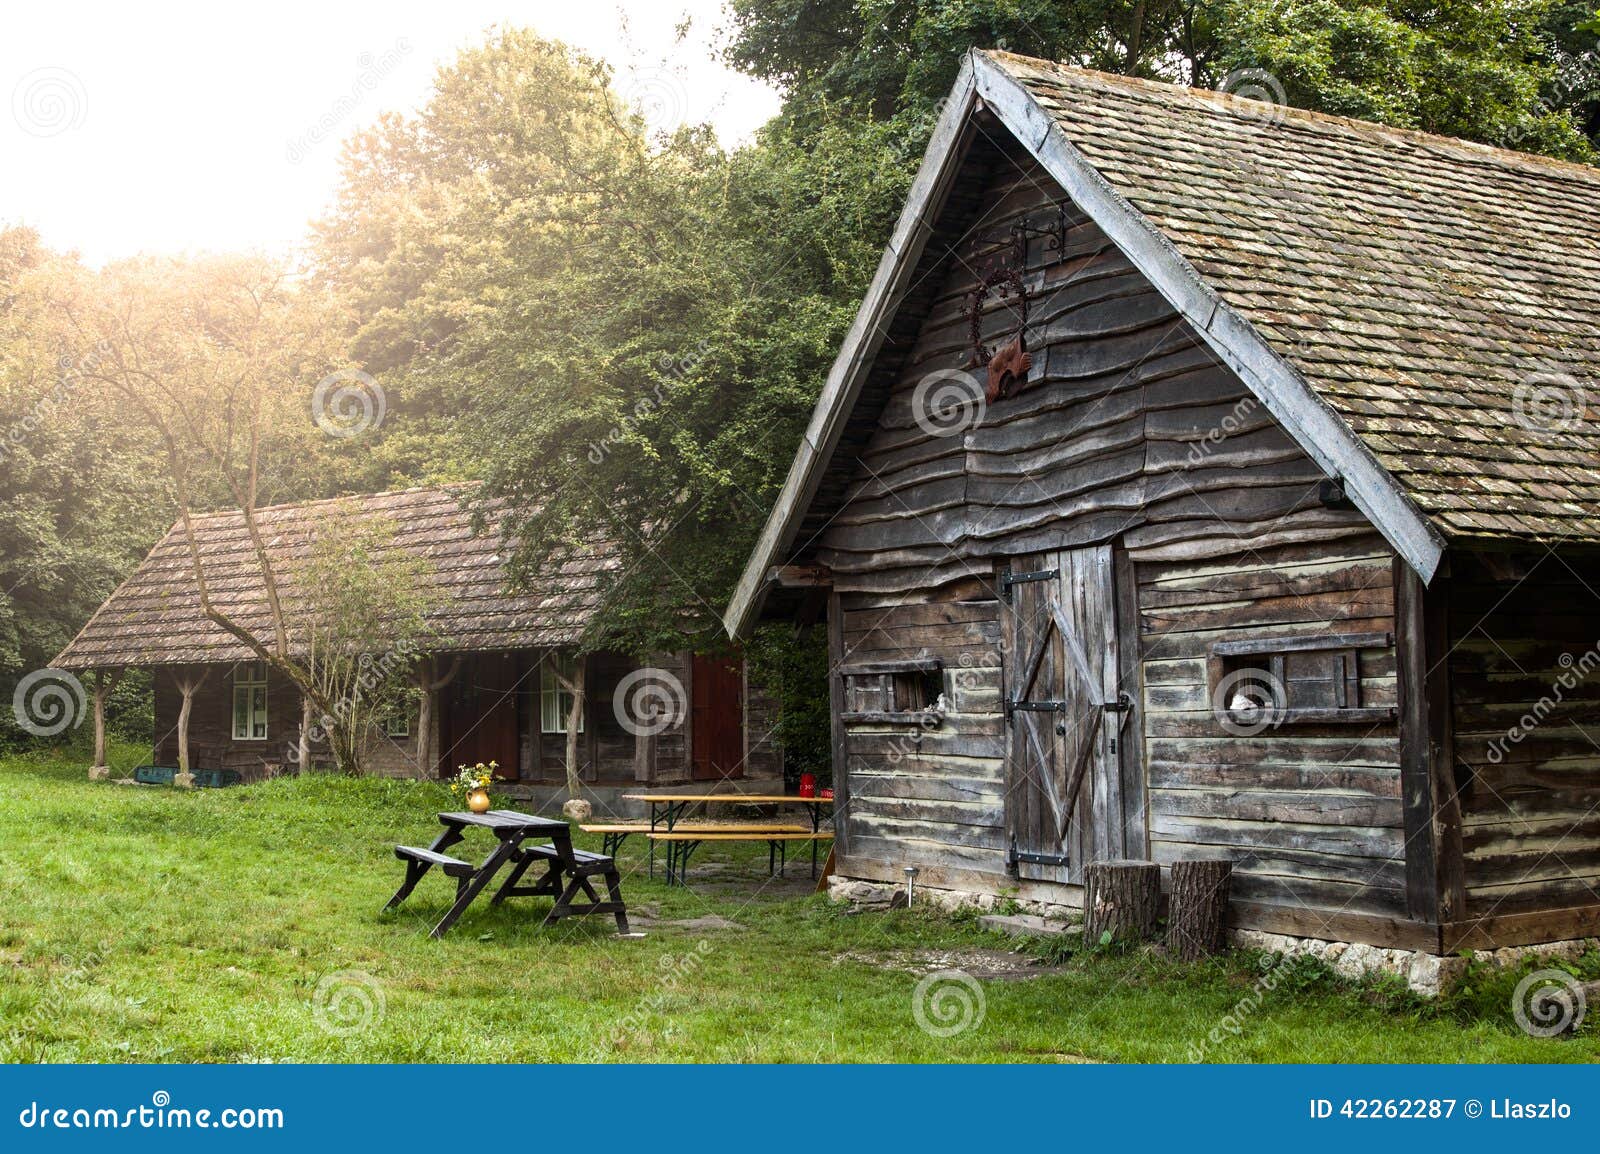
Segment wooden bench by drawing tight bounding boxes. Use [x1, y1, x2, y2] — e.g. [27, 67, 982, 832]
[395, 844, 474, 873]
[648, 830, 835, 885]
[580, 821, 809, 860]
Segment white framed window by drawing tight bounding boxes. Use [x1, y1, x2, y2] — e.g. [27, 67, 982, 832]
[232, 661, 269, 741]
[540, 653, 585, 734]
[380, 712, 411, 738]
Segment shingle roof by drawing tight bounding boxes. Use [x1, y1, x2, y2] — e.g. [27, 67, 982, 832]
[53, 485, 615, 669]
[986, 51, 1600, 543]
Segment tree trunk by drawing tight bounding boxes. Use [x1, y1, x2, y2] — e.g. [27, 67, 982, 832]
[174, 668, 206, 788]
[415, 665, 434, 780]
[297, 693, 314, 774]
[1083, 859, 1161, 946]
[564, 659, 585, 796]
[88, 668, 121, 780]
[1168, 859, 1233, 960]
[560, 658, 590, 822]
[415, 656, 460, 781]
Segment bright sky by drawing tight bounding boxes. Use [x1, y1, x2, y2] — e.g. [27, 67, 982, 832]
[0, 1, 782, 266]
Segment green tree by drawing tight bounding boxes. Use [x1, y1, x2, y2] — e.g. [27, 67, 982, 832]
[292, 503, 439, 776]
[0, 228, 171, 748]
[316, 30, 911, 655]
[723, 0, 1598, 156]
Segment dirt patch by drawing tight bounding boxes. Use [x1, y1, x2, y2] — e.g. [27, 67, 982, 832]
[833, 947, 1063, 981]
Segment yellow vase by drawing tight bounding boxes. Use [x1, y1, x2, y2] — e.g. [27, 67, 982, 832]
[467, 788, 491, 814]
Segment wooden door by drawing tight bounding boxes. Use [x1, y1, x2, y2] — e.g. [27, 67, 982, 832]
[691, 652, 745, 781]
[442, 654, 521, 780]
[1002, 546, 1126, 884]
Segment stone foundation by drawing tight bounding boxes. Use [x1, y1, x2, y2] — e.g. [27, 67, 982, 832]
[827, 877, 1598, 996]
[1231, 929, 1600, 997]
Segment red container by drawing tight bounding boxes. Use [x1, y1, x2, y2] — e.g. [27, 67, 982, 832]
[819, 788, 834, 800]
[799, 773, 817, 798]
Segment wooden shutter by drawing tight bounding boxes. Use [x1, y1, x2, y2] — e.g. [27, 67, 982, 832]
[1002, 545, 1126, 884]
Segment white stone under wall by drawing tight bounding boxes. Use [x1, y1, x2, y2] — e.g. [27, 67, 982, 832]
[828, 876, 1599, 997]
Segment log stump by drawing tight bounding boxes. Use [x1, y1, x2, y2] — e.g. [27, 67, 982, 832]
[1083, 860, 1161, 945]
[1168, 859, 1233, 960]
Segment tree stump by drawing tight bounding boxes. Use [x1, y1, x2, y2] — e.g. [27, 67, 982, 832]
[1082, 860, 1161, 945]
[1168, 859, 1233, 959]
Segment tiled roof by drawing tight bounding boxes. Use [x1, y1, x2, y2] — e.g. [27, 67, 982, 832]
[53, 485, 614, 668]
[987, 51, 1600, 543]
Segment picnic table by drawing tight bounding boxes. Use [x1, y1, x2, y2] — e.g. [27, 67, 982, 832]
[617, 792, 835, 885]
[385, 809, 630, 938]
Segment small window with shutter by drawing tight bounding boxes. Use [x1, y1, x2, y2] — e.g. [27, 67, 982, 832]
[838, 658, 945, 726]
[1209, 632, 1396, 728]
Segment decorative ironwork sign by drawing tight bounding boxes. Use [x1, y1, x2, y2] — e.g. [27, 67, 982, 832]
[965, 200, 1072, 403]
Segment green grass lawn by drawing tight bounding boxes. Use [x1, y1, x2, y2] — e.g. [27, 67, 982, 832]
[1, 745, 1595, 1063]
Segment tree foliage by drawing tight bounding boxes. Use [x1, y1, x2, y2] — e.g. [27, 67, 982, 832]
[724, 0, 1599, 157]
[317, 29, 913, 655]
[293, 503, 439, 775]
[0, 229, 171, 746]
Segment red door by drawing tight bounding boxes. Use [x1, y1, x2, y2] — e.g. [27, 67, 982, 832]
[691, 652, 744, 781]
[441, 654, 521, 780]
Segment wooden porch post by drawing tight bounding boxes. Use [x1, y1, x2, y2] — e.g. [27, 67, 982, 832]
[633, 728, 657, 783]
[557, 655, 590, 820]
[297, 693, 314, 773]
[88, 667, 123, 780]
[173, 666, 210, 788]
[415, 655, 461, 781]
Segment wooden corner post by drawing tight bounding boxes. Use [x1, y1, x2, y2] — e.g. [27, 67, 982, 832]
[1395, 560, 1465, 939]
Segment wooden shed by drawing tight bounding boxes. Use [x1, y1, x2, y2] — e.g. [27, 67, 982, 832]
[55, 485, 779, 790]
[725, 51, 1600, 954]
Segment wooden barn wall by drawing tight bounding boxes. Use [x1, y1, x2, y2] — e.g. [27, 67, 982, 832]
[816, 142, 1407, 926]
[1136, 536, 1404, 921]
[743, 663, 786, 782]
[154, 664, 429, 780]
[523, 650, 691, 784]
[836, 582, 1009, 880]
[1447, 555, 1600, 922]
[811, 148, 1366, 594]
